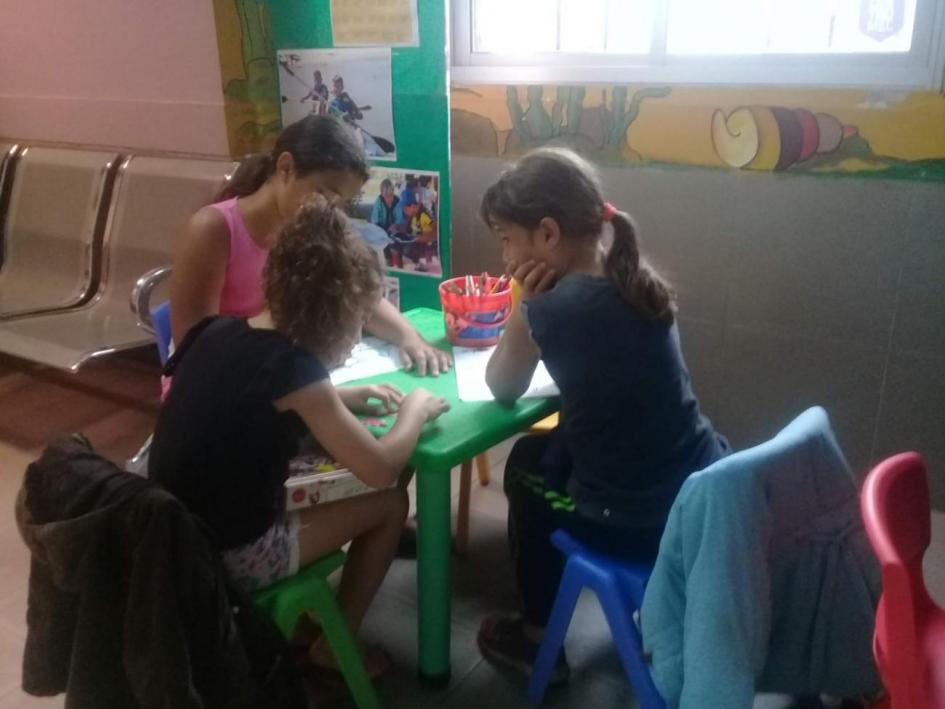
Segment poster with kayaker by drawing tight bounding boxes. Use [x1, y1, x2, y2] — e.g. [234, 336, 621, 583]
[277, 48, 397, 161]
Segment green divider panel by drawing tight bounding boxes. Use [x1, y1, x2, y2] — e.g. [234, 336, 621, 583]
[267, 0, 451, 310]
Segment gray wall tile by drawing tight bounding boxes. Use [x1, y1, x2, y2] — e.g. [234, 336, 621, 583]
[873, 349, 945, 508]
[891, 183, 945, 357]
[600, 166, 737, 324]
[727, 174, 911, 346]
[715, 325, 885, 477]
[676, 316, 725, 422]
[450, 156, 505, 276]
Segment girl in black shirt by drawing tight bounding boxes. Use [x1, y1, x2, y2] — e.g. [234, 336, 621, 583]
[151, 195, 448, 677]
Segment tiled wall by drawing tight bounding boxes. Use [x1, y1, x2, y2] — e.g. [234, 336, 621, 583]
[452, 155, 945, 505]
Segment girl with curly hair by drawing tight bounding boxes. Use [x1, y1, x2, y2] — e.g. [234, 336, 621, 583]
[150, 195, 449, 678]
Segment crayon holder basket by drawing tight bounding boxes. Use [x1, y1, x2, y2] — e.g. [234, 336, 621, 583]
[439, 276, 513, 348]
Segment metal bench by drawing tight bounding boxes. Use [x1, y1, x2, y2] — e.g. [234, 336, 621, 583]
[0, 154, 237, 371]
[0, 146, 120, 319]
[0, 143, 20, 266]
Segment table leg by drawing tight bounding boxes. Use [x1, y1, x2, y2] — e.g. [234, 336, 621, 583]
[416, 465, 452, 685]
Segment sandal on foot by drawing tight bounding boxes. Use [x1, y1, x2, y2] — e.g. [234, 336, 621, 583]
[477, 615, 570, 685]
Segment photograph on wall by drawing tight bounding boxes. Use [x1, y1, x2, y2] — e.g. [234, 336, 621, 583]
[352, 168, 441, 277]
[277, 48, 396, 160]
[330, 0, 419, 47]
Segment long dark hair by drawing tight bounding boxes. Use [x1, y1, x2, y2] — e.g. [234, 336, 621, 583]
[479, 148, 675, 324]
[218, 115, 370, 200]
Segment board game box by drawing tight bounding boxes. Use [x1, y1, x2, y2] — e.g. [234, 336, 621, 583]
[284, 453, 375, 510]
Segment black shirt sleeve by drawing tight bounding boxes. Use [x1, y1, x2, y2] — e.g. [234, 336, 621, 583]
[244, 336, 329, 402]
[266, 346, 330, 400]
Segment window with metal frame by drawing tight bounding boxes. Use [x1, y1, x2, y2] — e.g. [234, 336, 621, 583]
[451, 0, 945, 89]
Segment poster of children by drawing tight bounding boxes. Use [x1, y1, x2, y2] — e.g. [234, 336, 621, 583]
[352, 168, 441, 277]
[277, 48, 397, 161]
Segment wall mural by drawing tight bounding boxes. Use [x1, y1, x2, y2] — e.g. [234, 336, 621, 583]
[452, 85, 945, 182]
[212, 0, 283, 157]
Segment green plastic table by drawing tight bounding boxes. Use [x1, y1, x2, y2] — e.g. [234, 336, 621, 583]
[348, 307, 557, 683]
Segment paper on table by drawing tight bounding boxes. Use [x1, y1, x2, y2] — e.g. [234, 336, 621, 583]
[453, 346, 559, 402]
[330, 336, 403, 385]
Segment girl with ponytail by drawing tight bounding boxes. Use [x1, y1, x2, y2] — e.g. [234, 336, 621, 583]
[476, 148, 728, 681]
[170, 114, 450, 375]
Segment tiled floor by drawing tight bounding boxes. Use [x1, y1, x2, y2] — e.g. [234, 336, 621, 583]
[1, 352, 944, 708]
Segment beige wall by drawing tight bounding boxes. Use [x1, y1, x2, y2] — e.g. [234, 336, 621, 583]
[0, 0, 228, 156]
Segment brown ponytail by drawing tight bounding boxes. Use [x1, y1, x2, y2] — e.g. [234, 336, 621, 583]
[606, 210, 676, 324]
[214, 114, 370, 202]
[216, 153, 272, 200]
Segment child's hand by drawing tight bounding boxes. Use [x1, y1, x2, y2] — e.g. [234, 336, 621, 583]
[401, 388, 450, 422]
[508, 260, 556, 300]
[399, 334, 452, 377]
[338, 384, 404, 415]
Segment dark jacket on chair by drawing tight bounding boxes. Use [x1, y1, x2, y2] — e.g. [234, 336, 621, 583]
[15, 434, 309, 709]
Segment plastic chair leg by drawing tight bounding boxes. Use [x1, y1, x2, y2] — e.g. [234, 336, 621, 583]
[312, 583, 380, 709]
[526, 560, 585, 706]
[455, 459, 472, 555]
[253, 553, 379, 709]
[594, 575, 667, 709]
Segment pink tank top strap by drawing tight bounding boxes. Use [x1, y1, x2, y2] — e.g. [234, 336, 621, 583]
[209, 197, 267, 318]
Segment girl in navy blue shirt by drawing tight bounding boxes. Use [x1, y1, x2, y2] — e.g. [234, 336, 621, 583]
[478, 148, 728, 682]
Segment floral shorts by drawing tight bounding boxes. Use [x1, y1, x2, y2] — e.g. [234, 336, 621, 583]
[221, 512, 301, 592]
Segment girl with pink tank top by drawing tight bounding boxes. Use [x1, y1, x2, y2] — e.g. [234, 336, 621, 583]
[161, 197, 268, 400]
[170, 115, 452, 384]
[211, 197, 267, 318]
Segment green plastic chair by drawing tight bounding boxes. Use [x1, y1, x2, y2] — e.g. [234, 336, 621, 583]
[252, 550, 380, 709]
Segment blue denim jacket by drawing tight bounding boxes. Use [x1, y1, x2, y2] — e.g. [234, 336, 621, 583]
[641, 407, 882, 708]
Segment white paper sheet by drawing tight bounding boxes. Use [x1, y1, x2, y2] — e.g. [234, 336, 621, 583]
[453, 346, 559, 402]
[330, 336, 403, 385]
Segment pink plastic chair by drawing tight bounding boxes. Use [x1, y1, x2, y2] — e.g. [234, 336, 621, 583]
[861, 452, 945, 709]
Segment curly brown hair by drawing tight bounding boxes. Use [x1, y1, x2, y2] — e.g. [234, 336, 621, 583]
[264, 194, 383, 362]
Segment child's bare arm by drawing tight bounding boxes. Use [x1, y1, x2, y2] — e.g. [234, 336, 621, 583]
[169, 207, 229, 344]
[486, 260, 556, 403]
[486, 308, 540, 403]
[276, 381, 448, 488]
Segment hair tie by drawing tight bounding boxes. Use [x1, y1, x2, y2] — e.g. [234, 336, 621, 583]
[602, 202, 617, 222]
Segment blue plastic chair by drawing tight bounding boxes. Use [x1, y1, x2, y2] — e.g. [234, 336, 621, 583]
[151, 301, 172, 365]
[527, 529, 667, 708]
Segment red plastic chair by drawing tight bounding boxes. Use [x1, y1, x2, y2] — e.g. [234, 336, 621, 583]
[861, 452, 945, 709]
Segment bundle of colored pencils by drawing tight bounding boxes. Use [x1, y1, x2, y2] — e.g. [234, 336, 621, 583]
[443, 272, 511, 297]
